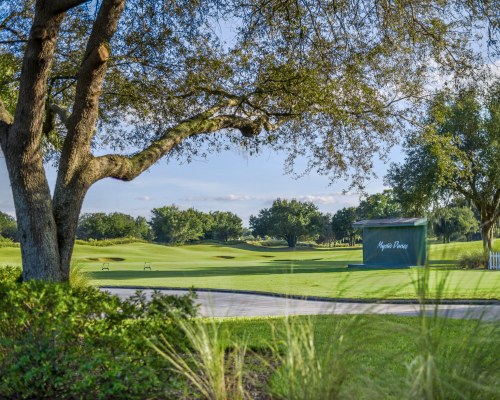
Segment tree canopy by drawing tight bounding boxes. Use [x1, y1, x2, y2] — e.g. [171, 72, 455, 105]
[431, 205, 479, 243]
[250, 199, 322, 247]
[386, 82, 500, 252]
[76, 212, 152, 240]
[331, 207, 359, 246]
[0, 0, 498, 280]
[149, 205, 209, 244]
[0, 211, 17, 241]
[205, 211, 243, 242]
[357, 190, 403, 220]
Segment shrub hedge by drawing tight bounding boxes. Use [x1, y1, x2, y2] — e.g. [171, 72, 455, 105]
[0, 267, 197, 399]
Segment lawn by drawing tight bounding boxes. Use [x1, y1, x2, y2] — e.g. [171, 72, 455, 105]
[1, 240, 499, 299]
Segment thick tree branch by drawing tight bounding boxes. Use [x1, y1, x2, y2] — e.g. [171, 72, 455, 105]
[49, 104, 69, 127]
[9, 1, 66, 151]
[63, 0, 126, 159]
[42, 103, 67, 149]
[90, 102, 273, 182]
[50, 0, 92, 14]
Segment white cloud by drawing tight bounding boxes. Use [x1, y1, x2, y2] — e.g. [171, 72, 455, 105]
[135, 195, 151, 201]
[183, 192, 359, 205]
[213, 194, 257, 201]
[183, 194, 259, 202]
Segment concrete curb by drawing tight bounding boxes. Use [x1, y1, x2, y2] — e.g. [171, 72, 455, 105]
[99, 286, 500, 305]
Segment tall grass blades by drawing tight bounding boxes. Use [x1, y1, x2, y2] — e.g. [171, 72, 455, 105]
[405, 264, 500, 400]
[69, 261, 90, 288]
[152, 318, 247, 400]
[267, 317, 354, 400]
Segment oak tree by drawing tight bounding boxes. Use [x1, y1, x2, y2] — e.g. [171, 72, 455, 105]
[0, 0, 497, 280]
[250, 199, 322, 247]
[331, 207, 359, 246]
[205, 211, 243, 242]
[386, 83, 500, 252]
[150, 205, 207, 244]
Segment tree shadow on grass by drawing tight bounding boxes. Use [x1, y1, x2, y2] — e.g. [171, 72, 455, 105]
[201, 242, 363, 253]
[427, 260, 458, 268]
[86, 258, 421, 282]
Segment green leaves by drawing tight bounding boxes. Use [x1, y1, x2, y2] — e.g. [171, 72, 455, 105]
[0, 273, 197, 398]
[386, 82, 500, 251]
[150, 205, 209, 244]
[250, 199, 322, 247]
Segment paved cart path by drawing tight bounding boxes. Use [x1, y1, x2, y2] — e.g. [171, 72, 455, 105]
[103, 288, 500, 320]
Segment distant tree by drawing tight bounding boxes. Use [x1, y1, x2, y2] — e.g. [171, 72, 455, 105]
[241, 228, 255, 241]
[77, 213, 107, 240]
[332, 207, 359, 246]
[250, 199, 322, 248]
[432, 206, 480, 243]
[105, 213, 138, 238]
[134, 216, 153, 241]
[357, 190, 403, 220]
[386, 83, 500, 252]
[0, 211, 18, 241]
[206, 211, 243, 242]
[150, 206, 206, 244]
[316, 213, 336, 247]
[77, 212, 151, 240]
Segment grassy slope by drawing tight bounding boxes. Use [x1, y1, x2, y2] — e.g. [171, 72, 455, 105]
[1, 240, 499, 299]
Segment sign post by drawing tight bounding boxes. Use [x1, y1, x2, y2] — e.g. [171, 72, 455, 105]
[349, 218, 427, 268]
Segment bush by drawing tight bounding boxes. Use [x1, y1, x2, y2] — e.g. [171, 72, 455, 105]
[457, 251, 486, 269]
[0, 236, 20, 248]
[0, 265, 22, 282]
[0, 272, 198, 399]
[75, 237, 147, 246]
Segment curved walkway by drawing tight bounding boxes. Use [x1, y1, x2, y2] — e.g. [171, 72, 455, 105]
[102, 287, 500, 320]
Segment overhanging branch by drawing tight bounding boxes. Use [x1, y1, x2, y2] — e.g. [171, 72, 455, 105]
[49, 104, 69, 127]
[50, 0, 92, 14]
[90, 101, 272, 182]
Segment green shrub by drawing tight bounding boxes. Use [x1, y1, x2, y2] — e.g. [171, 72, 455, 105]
[0, 236, 20, 248]
[0, 265, 22, 282]
[0, 279, 198, 399]
[457, 251, 486, 269]
[75, 237, 147, 246]
[69, 262, 91, 288]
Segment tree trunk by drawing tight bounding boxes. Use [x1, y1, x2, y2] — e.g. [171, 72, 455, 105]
[481, 223, 494, 254]
[286, 235, 297, 248]
[4, 152, 62, 281]
[479, 203, 496, 255]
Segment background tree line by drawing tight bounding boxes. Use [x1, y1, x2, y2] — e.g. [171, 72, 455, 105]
[0, 189, 492, 247]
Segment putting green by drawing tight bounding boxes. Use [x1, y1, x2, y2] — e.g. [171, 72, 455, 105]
[1, 240, 499, 299]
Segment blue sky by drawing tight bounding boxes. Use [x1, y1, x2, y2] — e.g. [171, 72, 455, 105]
[0, 145, 400, 225]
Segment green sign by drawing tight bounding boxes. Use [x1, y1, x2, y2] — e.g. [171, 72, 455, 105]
[352, 218, 427, 267]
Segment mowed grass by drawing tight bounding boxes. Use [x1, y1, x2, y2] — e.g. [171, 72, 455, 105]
[1, 240, 499, 299]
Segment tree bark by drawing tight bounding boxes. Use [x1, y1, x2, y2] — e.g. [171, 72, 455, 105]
[3, 2, 67, 281]
[5, 153, 63, 281]
[53, 183, 89, 281]
[286, 235, 297, 248]
[481, 223, 494, 254]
